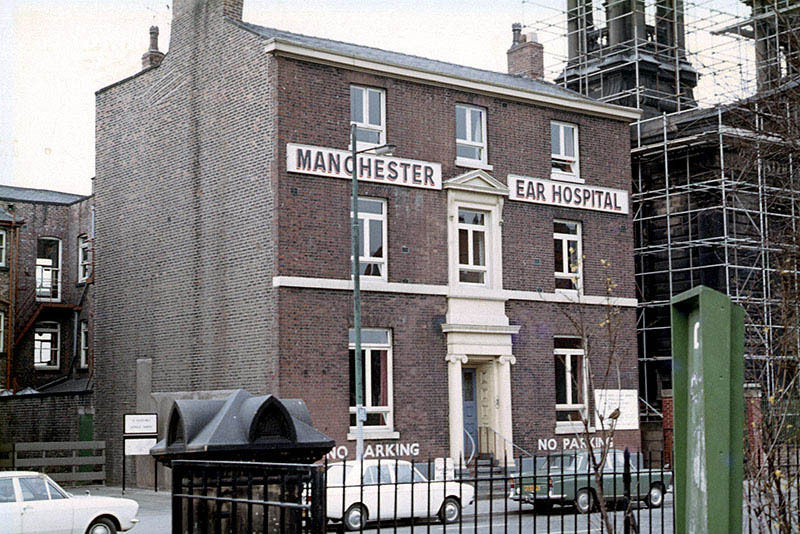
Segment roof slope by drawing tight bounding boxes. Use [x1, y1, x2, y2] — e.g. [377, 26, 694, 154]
[0, 185, 88, 205]
[235, 21, 606, 107]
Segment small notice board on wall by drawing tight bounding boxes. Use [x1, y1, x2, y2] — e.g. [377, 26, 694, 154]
[122, 413, 158, 493]
[594, 389, 640, 431]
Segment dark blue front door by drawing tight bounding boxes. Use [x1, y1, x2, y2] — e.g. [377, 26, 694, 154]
[462, 368, 478, 459]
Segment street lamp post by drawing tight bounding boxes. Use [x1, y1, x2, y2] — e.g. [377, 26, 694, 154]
[350, 124, 394, 461]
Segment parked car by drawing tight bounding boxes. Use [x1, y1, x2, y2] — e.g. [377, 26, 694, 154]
[326, 459, 475, 530]
[0, 471, 139, 534]
[509, 449, 671, 514]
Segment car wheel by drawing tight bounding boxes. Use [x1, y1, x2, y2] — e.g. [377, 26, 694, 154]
[343, 503, 367, 531]
[575, 489, 595, 514]
[438, 497, 461, 524]
[87, 518, 117, 534]
[646, 484, 665, 508]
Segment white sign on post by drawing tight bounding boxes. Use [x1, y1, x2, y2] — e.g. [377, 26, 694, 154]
[124, 437, 158, 456]
[124, 414, 158, 435]
[593, 389, 640, 430]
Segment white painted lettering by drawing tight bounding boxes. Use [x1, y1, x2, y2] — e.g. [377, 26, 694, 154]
[508, 174, 629, 215]
[286, 143, 442, 190]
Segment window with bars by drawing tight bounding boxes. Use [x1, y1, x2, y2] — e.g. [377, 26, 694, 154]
[350, 85, 386, 150]
[348, 328, 393, 431]
[554, 220, 582, 292]
[351, 198, 387, 280]
[457, 208, 488, 285]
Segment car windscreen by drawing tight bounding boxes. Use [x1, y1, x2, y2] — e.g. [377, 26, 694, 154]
[47, 480, 66, 500]
[537, 455, 577, 473]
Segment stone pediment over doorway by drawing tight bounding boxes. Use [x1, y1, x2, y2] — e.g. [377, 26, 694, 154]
[443, 169, 509, 196]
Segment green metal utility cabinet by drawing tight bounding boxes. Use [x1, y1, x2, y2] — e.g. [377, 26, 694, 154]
[671, 286, 744, 534]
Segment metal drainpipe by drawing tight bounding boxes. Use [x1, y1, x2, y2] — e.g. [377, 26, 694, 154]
[7, 218, 19, 390]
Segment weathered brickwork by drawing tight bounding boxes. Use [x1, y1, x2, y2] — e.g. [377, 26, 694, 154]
[0, 194, 94, 390]
[0, 391, 94, 443]
[507, 303, 639, 454]
[95, 0, 639, 483]
[278, 289, 450, 456]
[94, 1, 279, 483]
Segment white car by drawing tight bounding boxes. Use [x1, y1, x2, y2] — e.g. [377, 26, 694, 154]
[326, 460, 475, 530]
[0, 471, 139, 534]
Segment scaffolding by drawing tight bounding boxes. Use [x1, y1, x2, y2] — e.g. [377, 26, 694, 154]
[522, 0, 800, 416]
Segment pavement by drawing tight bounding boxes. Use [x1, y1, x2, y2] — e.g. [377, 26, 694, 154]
[67, 485, 674, 533]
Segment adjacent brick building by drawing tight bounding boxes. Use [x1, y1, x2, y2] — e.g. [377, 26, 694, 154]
[95, 0, 642, 485]
[0, 185, 95, 441]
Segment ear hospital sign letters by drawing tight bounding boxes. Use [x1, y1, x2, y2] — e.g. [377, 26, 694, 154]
[509, 174, 629, 215]
[287, 143, 442, 190]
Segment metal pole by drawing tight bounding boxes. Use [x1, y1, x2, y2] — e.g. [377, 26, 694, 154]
[351, 123, 365, 461]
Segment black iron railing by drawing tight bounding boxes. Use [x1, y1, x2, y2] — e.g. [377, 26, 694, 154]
[171, 460, 325, 534]
[167, 445, 800, 532]
[321, 449, 674, 533]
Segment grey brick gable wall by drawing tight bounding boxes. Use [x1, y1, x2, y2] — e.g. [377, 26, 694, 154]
[94, 6, 278, 483]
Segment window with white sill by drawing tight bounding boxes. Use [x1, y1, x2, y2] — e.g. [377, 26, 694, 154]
[78, 234, 91, 282]
[456, 104, 488, 168]
[79, 320, 89, 369]
[34, 322, 60, 370]
[351, 198, 387, 280]
[0, 229, 6, 268]
[554, 336, 587, 432]
[551, 121, 580, 180]
[457, 208, 488, 285]
[349, 328, 394, 436]
[554, 220, 582, 293]
[350, 86, 386, 150]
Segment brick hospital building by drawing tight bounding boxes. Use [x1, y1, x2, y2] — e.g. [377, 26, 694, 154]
[95, 0, 641, 484]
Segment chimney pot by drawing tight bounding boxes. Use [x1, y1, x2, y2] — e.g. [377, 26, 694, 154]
[507, 23, 544, 80]
[142, 25, 165, 69]
[149, 26, 159, 51]
[512, 22, 522, 45]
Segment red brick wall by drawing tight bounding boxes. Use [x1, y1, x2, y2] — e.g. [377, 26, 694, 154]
[661, 391, 674, 465]
[95, 0, 637, 482]
[275, 57, 634, 294]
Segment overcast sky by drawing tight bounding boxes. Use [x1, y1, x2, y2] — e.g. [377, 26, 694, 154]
[0, 0, 749, 195]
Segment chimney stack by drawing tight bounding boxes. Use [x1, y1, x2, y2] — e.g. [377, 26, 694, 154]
[141, 26, 165, 69]
[507, 23, 544, 80]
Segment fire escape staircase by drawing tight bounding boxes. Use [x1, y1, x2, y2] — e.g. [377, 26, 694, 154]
[14, 289, 81, 347]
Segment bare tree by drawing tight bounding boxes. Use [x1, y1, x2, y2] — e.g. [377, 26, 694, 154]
[557, 258, 633, 533]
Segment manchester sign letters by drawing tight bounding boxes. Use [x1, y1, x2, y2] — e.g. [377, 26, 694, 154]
[508, 174, 629, 215]
[287, 143, 442, 190]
